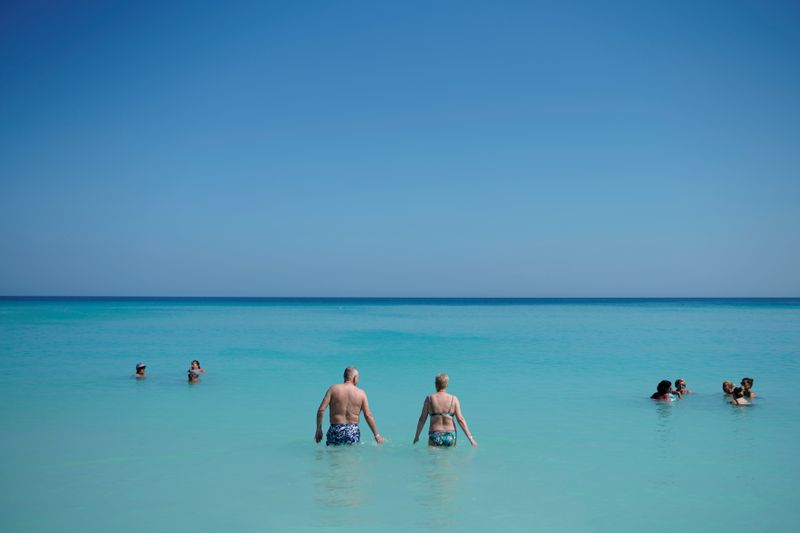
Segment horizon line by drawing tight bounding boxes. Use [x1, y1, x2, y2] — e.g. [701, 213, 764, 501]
[1, 295, 799, 300]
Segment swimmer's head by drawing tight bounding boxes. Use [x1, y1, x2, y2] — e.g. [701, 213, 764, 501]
[343, 366, 359, 384]
[675, 379, 687, 390]
[656, 380, 672, 394]
[722, 381, 734, 394]
[741, 377, 753, 389]
[435, 373, 449, 391]
[191, 360, 201, 369]
[732, 387, 745, 399]
[135, 363, 146, 375]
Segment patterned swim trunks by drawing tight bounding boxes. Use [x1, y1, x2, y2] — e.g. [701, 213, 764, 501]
[428, 431, 456, 447]
[326, 424, 361, 446]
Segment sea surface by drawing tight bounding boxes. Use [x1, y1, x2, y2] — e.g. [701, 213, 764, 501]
[1, 298, 799, 532]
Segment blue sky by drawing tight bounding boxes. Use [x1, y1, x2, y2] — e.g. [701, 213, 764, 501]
[1, 0, 798, 296]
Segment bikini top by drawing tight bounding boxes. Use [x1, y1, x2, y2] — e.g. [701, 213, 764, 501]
[428, 394, 455, 418]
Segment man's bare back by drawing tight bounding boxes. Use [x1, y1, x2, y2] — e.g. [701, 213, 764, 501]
[315, 366, 383, 445]
[326, 383, 366, 424]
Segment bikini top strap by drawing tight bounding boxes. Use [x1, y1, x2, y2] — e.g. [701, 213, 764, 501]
[428, 395, 439, 416]
[449, 394, 457, 434]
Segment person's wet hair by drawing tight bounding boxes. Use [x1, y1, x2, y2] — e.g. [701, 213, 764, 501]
[435, 373, 449, 391]
[741, 377, 753, 387]
[192, 359, 201, 368]
[732, 387, 745, 399]
[657, 380, 671, 394]
[722, 381, 734, 393]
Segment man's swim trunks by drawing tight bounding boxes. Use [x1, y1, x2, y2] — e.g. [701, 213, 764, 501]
[326, 424, 361, 446]
[428, 431, 456, 447]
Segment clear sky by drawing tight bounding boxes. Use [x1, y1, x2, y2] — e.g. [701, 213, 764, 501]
[1, 0, 798, 296]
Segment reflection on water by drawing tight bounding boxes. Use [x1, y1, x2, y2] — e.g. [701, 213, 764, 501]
[653, 401, 677, 457]
[654, 401, 673, 422]
[654, 401, 674, 432]
[418, 447, 459, 507]
[729, 400, 756, 445]
[312, 446, 364, 509]
[414, 445, 475, 531]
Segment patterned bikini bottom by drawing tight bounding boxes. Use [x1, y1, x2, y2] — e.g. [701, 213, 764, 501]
[428, 431, 456, 447]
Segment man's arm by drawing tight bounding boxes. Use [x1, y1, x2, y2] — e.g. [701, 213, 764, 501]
[361, 392, 383, 444]
[315, 387, 332, 443]
[413, 396, 430, 444]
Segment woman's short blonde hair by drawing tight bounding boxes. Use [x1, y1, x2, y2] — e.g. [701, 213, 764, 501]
[435, 373, 449, 391]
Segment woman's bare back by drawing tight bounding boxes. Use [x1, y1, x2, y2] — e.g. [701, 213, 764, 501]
[428, 392, 457, 432]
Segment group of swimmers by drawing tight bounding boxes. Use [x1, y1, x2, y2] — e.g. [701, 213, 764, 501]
[131, 362, 758, 446]
[132, 360, 206, 383]
[651, 377, 757, 405]
[723, 378, 756, 405]
[132, 362, 475, 448]
[315, 366, 478, 448]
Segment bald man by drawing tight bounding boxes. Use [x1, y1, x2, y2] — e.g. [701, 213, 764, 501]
[315, 366, 384, 446]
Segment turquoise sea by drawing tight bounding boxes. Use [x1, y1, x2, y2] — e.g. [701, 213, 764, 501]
[1, 298, 799, 532]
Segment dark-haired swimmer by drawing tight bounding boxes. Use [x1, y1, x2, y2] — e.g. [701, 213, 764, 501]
[722, 381, 734, 395]
[413, 373, 477, 448]
[741, 377, 756, 398]
[190, 360, 206, 374]
[674, 378, 692, 395]
[133, 362, 146, 379]
[651, 380, 680, 401]
[315, 366, 383, 446]
[188, 370, 201, 383]
[730, 387, 750, 406]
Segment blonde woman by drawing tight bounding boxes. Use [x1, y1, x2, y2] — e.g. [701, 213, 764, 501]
[413, 373, 477, 447]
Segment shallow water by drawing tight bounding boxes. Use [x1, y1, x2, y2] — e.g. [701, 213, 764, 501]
[1, 298, 799, 532]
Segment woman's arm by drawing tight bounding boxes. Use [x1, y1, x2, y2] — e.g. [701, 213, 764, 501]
[454, 397, 477, 447]
[413, 397, 430, 444]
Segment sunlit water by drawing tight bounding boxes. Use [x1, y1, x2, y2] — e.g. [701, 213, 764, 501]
[1, 298, 799, 532]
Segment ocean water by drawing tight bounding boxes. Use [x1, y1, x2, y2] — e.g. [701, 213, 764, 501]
[1, 298, 799, 532]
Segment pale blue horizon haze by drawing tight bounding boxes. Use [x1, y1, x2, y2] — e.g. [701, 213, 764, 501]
[1, 1, 799, 296]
